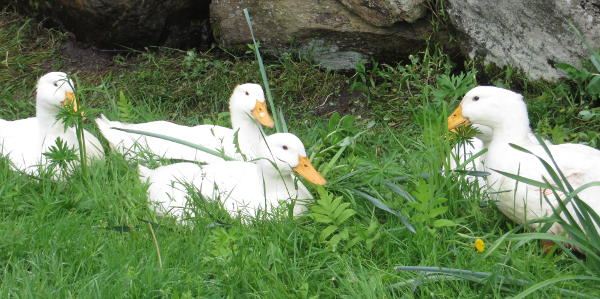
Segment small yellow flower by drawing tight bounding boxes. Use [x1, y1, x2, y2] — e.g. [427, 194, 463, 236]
[474, 238, 485, 253]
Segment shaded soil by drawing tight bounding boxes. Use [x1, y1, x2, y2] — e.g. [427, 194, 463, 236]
[313, 84, 366, 117]
[54, 36, 117, 78]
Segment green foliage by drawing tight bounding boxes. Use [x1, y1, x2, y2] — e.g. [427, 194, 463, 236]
[309, 188, 358, 251]
[556, 62, 600, 102]
[43, 137, 78, 175]
[54, 76, 91, 180]
[349, 60, 379, 102]
[309, 188, 380, 251]
[432, 72, 478, 103]
[117, 91, 135, 122]
[310, 112, 372, 177]
[182, 50, 234, 81]
[407, 179, 456, 233]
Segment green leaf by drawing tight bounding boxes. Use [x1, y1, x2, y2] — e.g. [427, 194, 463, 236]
[336, 209, 357, 224]
[310, 214, 333, 224]
[346, 236, 363, 249]
[586, 75, 600, 95]
[591, 54, 600, 72]
[384, 181, 417, 202]
[365, 232, 381, 250]
[328, 229, 349, 251]
[320, 225, 339, 241]
[310, 205, 330, 216]
[432, 219, 456, 228]
[428, 206, 448, 218]
[351, 189, 415, 233]
[332, 201, 351, 219]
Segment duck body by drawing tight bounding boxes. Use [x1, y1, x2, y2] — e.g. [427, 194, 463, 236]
[449, 86, 600, 234]
[138, 133, 325, 220]
[96, 116, 241, 164]
[0, 72, 103, 175]
[449, 124, 545, 185]
[96, 83, 274, 163]
[486, 138, 600, 232]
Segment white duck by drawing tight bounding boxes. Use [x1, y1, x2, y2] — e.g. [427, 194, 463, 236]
[448, 124, 546, 184]
[138, 133, 327, 220]
[95, 83, 274, 163]
[0, 72, 104, 175]
[448, 86, 600, 234]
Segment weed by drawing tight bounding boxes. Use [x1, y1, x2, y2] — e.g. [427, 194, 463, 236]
[309, 188, 381, 251]
[43, 137, 78, 176]
[407, 179, 456, 234]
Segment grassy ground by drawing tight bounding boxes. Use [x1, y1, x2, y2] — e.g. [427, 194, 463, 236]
[2, 10, 600, 298]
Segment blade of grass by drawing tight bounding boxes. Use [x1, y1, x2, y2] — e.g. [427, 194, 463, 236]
[394, 266, 530, 285]
[512, 275, 600, 299]
[384, 181, 417, 203]
[110, 127, 236, 161]
[351, 188, 416, 233]
[453, 148, 488, 171]
[243, 8, 285, 133]
[492, 168, 552, 189]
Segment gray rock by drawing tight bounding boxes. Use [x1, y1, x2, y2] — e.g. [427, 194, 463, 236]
[4, 0, 211, 49]
[338, 0, 427, 25]
[447, 0, 600, 80]
[300, 39, 369, 70]
[210, 0, 431, 70]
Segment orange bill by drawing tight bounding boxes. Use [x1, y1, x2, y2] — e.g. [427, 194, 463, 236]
[293, 156, 327, 185]
[448, 105, 469, 131]
[61, 91, 79, 112]
[252, 100, 275, 128]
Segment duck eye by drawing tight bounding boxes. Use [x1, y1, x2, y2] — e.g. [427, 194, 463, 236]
[473, 96, 480, 101]
[245, 91, 249, 96]
[282, 145, 288, 150]
[53, 82, 58, 87]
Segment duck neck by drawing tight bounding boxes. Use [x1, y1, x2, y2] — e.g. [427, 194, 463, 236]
[36, 101, 65, 134]
[230, 111, 267, 159]
[489, 109, 531, 146]
[257, 160, 296, 199]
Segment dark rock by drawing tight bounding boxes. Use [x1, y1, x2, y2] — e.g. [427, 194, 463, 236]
[2, 0, 211, 49]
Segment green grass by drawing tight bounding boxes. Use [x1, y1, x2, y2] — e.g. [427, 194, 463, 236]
[1, 11, 600, 297]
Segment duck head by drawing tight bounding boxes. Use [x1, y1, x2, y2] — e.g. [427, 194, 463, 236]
[264, 133, 327, 185]
[230, 83, 274, 128]
[448, 86, 527, 131]
[36, 72, 77, 112]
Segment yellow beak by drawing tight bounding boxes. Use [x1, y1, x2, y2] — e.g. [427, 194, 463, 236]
[252, 100, 275, 128]
[293, 156, 327, 185]
[448, 105, 470, 131]
[61, 92, 78, 112]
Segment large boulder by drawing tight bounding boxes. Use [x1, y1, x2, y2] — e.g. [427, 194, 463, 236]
[210, 0, 432, 70]
[338, 0, 427, 25]
[447, 0, 600, 80]
[3, 0, 211, 49]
